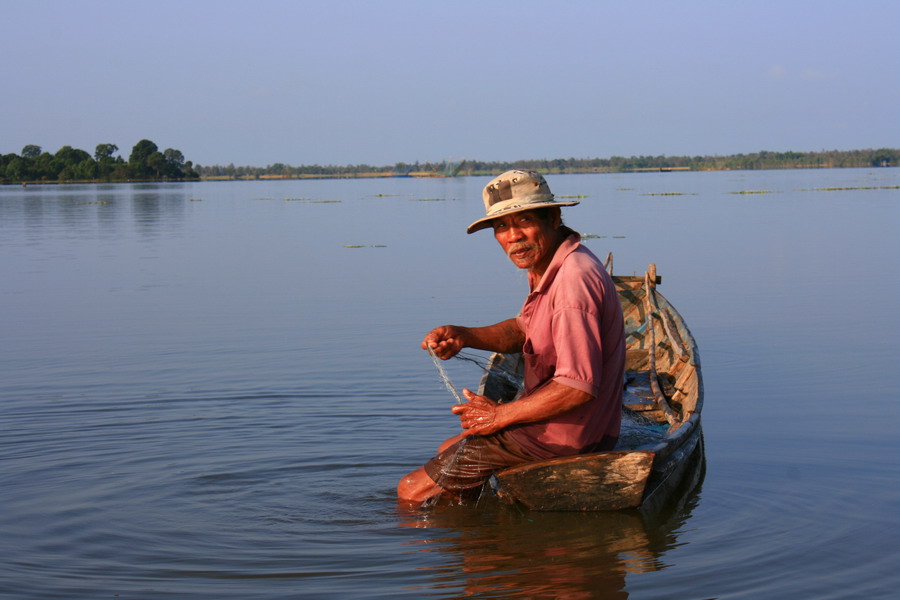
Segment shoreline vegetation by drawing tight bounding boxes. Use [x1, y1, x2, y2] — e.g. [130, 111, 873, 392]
[197, 148, 897, 181]
[1, 139, 199, 186]
[2, 144, 897, 186]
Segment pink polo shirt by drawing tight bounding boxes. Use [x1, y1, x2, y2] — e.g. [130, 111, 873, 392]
[507, 231, 625, 460]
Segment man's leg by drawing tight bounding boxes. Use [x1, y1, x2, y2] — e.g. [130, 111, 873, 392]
[397, 432, 467, 503]
[397, 466, 443, 503]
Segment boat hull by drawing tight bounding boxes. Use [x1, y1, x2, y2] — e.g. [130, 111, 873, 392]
[495, 451, 655, 511]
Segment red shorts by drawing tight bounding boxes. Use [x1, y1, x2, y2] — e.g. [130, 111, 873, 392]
[424, 430, 536, 491]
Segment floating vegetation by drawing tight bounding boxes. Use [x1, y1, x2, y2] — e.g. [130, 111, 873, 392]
[283, 198, 341, 203]
[373, 193, 406, 198]
[617, 187, 634, 191]
[411, 197, 449, 202]
[810, 185, 900, 192]
[558, 194, 589, 199]
[188, 198, 204, 202]
[730, 190, 778, 195]
[644, 192, 691, 196]
[74, 200, 112, 205]
[344, 244, 387, 248]
[581, 233, 626, 240]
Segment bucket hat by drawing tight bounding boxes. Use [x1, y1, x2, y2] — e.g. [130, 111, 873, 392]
[467, 170, 579, 234]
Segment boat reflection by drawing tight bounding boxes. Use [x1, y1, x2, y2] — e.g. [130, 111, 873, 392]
[397, 436, 705, 598]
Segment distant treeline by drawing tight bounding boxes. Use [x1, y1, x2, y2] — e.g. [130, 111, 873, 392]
[1, 139, 199, 184]
[4, 145, 895, 184]
[198, 148, 898, 180]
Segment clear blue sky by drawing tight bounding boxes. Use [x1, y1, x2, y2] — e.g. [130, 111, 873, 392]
[2, 0, 897, 167]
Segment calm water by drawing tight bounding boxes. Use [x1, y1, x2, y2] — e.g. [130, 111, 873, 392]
[1, 169, 898, 599]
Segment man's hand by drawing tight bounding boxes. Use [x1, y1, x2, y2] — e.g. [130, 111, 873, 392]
[454, 381, 595, 438]
[422, 325, 467, 360]
[421, 318, 525, 358]
[452, 389, 504, 436]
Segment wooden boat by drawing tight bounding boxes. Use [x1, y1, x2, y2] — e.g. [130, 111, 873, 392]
[479, 262, 704, 511]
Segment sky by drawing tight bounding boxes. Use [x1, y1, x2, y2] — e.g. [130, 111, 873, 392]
[1, 0, 898, 168]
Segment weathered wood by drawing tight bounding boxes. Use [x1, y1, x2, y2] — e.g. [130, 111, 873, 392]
[647, 263, 657, 287]
[495, 451, 655, 511]
[642, 425, 701, 503]
[660, 307, 689, 361]
[643, 270, 679, 427]
[674, 364, 696, 394]
[648, 415, 699, 462]
[625, 348, 650, 370]
[640, 430, 704, 516]
[614, 275, 662, 285]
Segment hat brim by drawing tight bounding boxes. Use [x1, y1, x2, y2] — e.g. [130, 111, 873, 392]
[466, 200, 580, 234]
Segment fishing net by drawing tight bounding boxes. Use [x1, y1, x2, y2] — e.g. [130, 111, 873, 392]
[421, 349, 525, 508]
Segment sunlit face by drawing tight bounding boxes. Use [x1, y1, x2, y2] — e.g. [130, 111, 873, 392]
[491, 209, 561, 273]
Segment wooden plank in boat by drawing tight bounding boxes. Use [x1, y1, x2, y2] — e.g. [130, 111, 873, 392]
[613, 275, 662, 285]
[624, 401, 656, 412]
[495, 450, 655, 511]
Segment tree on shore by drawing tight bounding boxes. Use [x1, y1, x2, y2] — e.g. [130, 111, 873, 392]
[21, 144, 42, 159]
[0, 139, 198, 183]
[94, 143, 126, 179]
[128, 139, 161, 178]
[871, 148, 897, 167]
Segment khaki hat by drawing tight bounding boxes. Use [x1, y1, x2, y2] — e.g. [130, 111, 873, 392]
[467, 170, 579, 234]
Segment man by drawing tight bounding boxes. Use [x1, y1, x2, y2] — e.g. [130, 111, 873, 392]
[397, 170, 625, 504]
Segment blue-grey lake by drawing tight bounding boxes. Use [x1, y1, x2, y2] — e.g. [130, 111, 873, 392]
[1, 168, 898, 599]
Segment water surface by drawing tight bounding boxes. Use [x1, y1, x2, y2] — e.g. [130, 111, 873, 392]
[1, 169, 898, 598]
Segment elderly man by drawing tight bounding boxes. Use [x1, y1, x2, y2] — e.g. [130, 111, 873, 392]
[398, 170, 625, 504]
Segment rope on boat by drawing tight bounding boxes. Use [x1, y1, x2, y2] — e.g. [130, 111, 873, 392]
[643, 268, 679, 428]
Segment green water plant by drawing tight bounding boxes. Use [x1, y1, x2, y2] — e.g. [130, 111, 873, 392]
[281, 197, 341, 203]
[813, 185, 900, 192]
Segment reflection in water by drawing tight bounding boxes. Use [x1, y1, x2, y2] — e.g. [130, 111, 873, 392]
[3, 183, 194, 240]
[399, 447, 705, 598]
[132, 185, 189, 234]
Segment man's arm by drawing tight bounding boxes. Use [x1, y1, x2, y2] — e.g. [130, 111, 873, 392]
[422, 318, 524, 359]
[452, 381, 593, 436]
